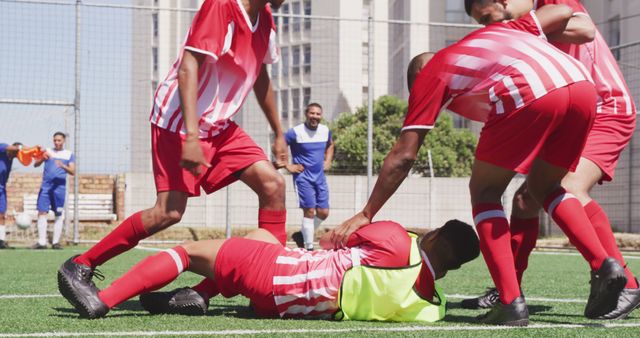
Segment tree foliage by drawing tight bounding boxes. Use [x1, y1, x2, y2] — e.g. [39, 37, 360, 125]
[329, 95, 477, 177]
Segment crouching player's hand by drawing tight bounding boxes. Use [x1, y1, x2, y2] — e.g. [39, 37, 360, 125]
[323, 212, 371, 249]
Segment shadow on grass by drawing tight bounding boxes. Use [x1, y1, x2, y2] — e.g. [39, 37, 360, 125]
[208, 304, 257, 319]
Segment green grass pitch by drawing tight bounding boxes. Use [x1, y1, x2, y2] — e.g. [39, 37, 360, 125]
[1, 246, 639, 337]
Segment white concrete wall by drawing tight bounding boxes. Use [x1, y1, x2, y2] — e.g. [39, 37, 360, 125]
[124, 173, 526, 230]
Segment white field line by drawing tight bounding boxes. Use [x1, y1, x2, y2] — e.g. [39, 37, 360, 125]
[2, 323, 640, 337]
[0, 294, 59, 299]
[532, 251, 640, 259]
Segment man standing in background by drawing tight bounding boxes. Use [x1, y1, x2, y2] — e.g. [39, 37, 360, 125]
[0, 142, 22, 249]
[34, 132, 75, 249]
[285, 103, 334, 250]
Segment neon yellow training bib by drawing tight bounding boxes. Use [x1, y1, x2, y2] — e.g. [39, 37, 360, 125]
[336, 233, 446, 322]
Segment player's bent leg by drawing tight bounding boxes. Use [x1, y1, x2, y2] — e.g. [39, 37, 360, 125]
[142, 229, 279, 316]
[239, 160, 287, 244]
[528, 158, 625, 318]
[469, 160, 527, 326]
[58, 191, 189, 316]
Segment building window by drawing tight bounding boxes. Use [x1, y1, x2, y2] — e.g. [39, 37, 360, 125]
[303, 44, 311, 76]
[282, 4, 289, 33]
[445, 0, 472, 23]
[282, 47, 289, 77]
[292, 1, 301, 32]
[152, 13, 158, 38]
[292, 88, 301, 120]
[362, 86, 369, 105]
[271, 61, 279, 80]
[303, 0, 311, 30]
[281, 90, 289, 119]
[303, 87, 311, 107]
[152, 47, 158, 72]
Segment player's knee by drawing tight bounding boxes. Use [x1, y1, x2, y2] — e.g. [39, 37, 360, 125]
[150, 208, 183, 229]
[468, 184, 504, 204]
[316, 208, 329, 220]
[261, 173, 285, 198]
[560, 179, 591, 204]
[303, 208, 315, 218]
[511, 190, 540, 218]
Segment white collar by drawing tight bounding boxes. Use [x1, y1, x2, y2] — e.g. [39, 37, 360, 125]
[419, 247, 436, 278]
[235, 0, 260, 32]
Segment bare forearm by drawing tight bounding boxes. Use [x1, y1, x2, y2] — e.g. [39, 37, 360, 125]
[177, 52, 202, 138]
[546, 14, 595, 44]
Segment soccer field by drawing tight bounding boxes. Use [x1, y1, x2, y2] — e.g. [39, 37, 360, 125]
[1, 247, 640, 337]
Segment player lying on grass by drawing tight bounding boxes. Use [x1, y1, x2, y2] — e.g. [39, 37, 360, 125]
[461, 0, 640, 321]
[61, 219, 479, 321]
[330, 4, 627, 327]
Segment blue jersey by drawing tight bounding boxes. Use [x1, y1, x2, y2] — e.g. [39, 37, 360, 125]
[42, 148, 75, 184]
[285, 123, 332, 181]
[0, 143, 13, 189]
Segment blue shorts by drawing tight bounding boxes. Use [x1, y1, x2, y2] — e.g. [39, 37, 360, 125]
[0, 188, 6, 214]
[37, 182, 66, 216]
[294, 176, 329, 209]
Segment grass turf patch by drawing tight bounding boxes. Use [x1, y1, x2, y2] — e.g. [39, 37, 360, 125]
[1, 247, 639, 337]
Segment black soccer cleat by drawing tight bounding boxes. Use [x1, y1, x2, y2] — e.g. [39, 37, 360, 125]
[461, 287, 500, 309]
[291, 231, 305, 249]
[477, 296, 529, 326]
[52, 243, 64, 250]
[58, 255, 106, 318]
[32, 243, 47, 250]
[140, 287, 209, 316]
[584, 257, 627, 319]
[597, 279, 640, 320]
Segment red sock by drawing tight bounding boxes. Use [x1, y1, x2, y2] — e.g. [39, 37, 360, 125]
[510, 216, 539, 286]
[258, 209, 286, 245]
[191, 278, 219, 299]
[473, 203, 521, 304]
[585, 201, 638, 289]
[74, 212, 148, 268]
[543, 188, 608, 271]
[98, 246, 189, 308]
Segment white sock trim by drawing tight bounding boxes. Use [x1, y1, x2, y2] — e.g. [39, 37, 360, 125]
[473, 210, 507, 225]
[547, 192, 577, 216]
[165, 249, 185, 273]
[0, 225, 5, 241]
[313, 216, 323, 229]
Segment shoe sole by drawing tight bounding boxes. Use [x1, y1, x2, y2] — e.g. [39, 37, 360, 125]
[57, 268, 101, 319]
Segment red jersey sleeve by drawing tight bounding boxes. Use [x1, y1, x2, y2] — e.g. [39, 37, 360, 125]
[505, 11, 546, 39]
[345, 221, 411, 267]
[263, 6, 280, 64]
[184, 0, 233, 60]
[403, 64, 450, 131]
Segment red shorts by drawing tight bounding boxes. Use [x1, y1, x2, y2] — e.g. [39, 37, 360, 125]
[214, 237, 283, 317]
[476, 81, 597, 174]
[151, 122, 268, 197]
[582, 112, 636, 182]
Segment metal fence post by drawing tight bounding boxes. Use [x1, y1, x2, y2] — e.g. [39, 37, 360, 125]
[73, 0, 82, 244]
[366, 13, 374, 196]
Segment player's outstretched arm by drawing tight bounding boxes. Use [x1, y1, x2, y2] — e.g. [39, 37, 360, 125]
[537, 4, 595, 44]
[254, 65, 288, 169]
[329, 129, 428, 248]
[323, 138, 334, 171]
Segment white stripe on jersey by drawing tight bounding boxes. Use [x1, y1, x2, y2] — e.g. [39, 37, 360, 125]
[602, 57, 633, 114]
[489, 86, 504, 115]
[503, 76, 524, 108]
[472, 34, 568, 89]
[273, 286, 338, 305]
[461, 39, 548, 98]
[279, 301, 336, 316]
[273, 269, 333, 285]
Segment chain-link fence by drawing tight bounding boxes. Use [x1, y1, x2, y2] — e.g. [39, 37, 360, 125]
[0, 0, 638, 245]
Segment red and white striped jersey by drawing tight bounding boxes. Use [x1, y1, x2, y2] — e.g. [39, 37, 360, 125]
[534, 0, 636, 115]
[404, 15, 593, 130]
[272, 221, 414, 319]
[149, 0, 279, 138]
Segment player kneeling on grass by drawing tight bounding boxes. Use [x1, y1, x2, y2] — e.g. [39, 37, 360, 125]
[62, 219, 479, 321]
